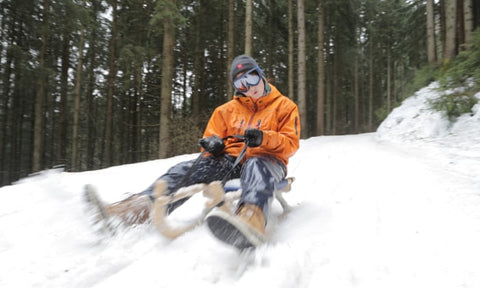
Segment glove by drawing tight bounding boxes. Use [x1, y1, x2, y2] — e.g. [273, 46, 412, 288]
[199, 135, 225, 156]
[244, 128, 263, 147]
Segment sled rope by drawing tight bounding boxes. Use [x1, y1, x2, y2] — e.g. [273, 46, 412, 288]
[169, 151, 207, 196]
[171, 134, 248, 197]
[221, 138, 249, 186]
[151, 134, 296, 240]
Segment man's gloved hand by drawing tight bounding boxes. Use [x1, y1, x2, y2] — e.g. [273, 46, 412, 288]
[244, 128, 263, 147]
[199, 135, 225, 156]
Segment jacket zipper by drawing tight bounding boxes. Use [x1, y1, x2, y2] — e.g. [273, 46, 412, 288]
[247, 101, 258, 128]
[237, 119, 244, 135]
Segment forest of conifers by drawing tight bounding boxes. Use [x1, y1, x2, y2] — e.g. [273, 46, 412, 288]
[0, 0, 479, 186]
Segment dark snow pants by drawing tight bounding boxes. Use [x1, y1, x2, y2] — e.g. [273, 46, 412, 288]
[140, 154, 286, 217]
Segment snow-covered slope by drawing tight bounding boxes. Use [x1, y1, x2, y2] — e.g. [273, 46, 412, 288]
[377, 81, 480, 180]
[1, 82, 479, 288]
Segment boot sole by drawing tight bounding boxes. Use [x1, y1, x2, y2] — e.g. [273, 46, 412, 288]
[84, 184, 115, 234]
[206, 209, 265, 250]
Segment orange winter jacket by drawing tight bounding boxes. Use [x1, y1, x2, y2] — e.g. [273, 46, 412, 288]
[202, 83, 300, 166]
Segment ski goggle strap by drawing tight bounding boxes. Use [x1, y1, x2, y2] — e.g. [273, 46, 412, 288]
[232, 66, 262, 93]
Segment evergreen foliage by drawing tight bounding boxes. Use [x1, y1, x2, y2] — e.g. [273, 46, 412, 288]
[405, 64, 440, 100]
[429, 92, 478, 121]
[0, 0, 478, 186]
[440, 29, 480, 91]
[429, 29, 480, 121]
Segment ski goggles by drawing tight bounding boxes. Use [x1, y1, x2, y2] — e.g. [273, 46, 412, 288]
[232, 66, 262, 92]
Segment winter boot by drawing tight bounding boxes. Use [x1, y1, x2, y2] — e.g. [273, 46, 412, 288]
[206, 203, 266, 250]
[84, 185, 152, 233]
[105, 194, 153, 226]
[84, 184, 114, 233]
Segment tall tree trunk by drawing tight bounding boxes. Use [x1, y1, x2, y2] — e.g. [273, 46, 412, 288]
[387, 51, 391, 113]
[457, 0, 465, 47]
[217, 2, 226, 106]
[86, 12, 98, 170]
[226, 0, 235, 100]
[245, 0, 253, 55]
[118, 89, 128, 164]
[297, 0, 307, 138]
[288, 0, 294, 99]
[158, 0, 176, 159]
[134, 66, 142, 162]
[103, 0, 117, 167]
[332, 52, 338, 135]
[122, 89, 131, 164]
[72, 28, 85, 171]
[0, 17, 3, 70]
[33, 0, 49, 172]
[326, 62, 332, 134]
[368, 37, 374, 131]
[316, 0, 325, 136]
[444, 0, 457, 60]
[426, 0, 437, 64]
[266, 0, 274, 74]
[11, 71, 23, 181]
[0, 28, 13, 185]
[180, 50, 189, 116]
[58, 25, 70, 166]
[440, 0, 446, 56]
[354, 53, 359, 133]
[0, 18, 4, 183]
[192, 2, 203, 117]
[464, 0, 474, 43]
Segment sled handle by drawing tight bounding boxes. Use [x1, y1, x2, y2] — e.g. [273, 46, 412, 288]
[152, 180, 225, 239]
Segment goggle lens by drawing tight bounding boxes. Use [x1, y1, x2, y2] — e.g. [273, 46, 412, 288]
[233, 67, 262, 92]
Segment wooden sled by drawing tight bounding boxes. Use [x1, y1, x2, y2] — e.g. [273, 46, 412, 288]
[151, 177, 295, 239]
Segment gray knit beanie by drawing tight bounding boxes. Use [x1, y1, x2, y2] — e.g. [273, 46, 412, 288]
[230, 55, 261, 81]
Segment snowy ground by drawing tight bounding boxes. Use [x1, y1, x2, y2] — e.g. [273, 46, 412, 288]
[1, 82, 480, 288]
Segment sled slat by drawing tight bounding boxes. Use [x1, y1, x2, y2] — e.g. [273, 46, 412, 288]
[152, 177, 295, 239]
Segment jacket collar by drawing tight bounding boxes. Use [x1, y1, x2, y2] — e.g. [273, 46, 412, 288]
[234, 83, 281, 110]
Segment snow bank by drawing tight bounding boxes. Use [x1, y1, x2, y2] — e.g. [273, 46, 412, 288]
[377, 81, 480, 179]
[377, 82, 480, 142]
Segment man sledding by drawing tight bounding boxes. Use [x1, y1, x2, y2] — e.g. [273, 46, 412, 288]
[85, 55, 301, 250]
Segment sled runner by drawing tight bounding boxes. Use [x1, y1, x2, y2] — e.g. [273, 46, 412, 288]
[84, 184, 117, 234]
[151, 176, 295, 241]
[84, 133, 296, 250]
[84, 176, 294, 242]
